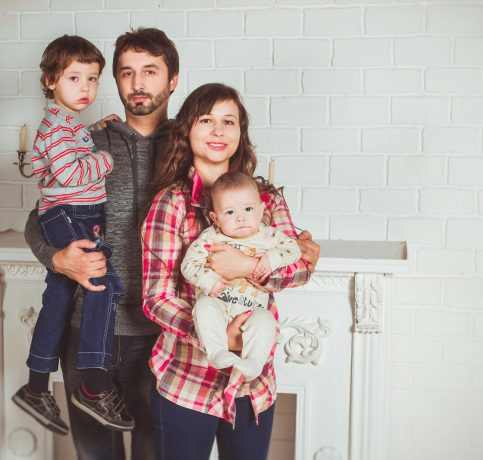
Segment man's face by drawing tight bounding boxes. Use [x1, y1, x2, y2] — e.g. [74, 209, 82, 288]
[116, 49, 178, 116]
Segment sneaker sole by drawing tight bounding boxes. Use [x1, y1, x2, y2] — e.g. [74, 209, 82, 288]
[11, 394, 69, 436]
[70, 393, 134, 432]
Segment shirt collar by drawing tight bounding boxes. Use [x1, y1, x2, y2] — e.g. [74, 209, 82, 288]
[189, 168, 213, 211]
[46, 102, 80, 123]
[190, 168, 203, 206]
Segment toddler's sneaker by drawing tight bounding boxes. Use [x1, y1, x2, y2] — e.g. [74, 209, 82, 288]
[71, 385, 134, 431]
[12, 384, 69, 435]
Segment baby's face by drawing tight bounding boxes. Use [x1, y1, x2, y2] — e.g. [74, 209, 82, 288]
[210, 186, 264, 239]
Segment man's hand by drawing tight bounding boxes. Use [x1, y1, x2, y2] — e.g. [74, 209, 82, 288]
[205, 244, 257, 280]
[226, 311, 252, 352]
[52, 240, 107, 291]
[297, 230, 320, 273]
[209, 279, 227, 297]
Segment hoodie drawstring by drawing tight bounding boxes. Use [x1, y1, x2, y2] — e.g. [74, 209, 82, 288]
[130, 134, 140, 227]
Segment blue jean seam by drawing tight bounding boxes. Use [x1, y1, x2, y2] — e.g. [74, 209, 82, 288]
[28, 353, 58, 360]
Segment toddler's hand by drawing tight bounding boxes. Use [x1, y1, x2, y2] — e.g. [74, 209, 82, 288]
[209, 279, 227, 297]
[252, 254, 272, 281]
[91, 114, 122, 130]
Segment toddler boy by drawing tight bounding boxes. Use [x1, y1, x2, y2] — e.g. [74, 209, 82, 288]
[12, 35, 133, 435]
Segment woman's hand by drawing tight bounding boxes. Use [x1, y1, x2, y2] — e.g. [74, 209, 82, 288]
[297, 230, 320, 273]
[205, 244, 258, 280]
[226, 311, 252, 351]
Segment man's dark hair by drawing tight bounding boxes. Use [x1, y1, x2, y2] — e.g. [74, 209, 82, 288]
[40, 35, 105, 99]
[112, 27, 179, 80]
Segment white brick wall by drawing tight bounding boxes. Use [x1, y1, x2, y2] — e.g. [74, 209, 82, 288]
[1, 2, 482, 458]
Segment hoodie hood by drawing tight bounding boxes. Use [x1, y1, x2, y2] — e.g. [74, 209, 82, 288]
[95, 119, 173, 228]
[105, 118, 172, 141]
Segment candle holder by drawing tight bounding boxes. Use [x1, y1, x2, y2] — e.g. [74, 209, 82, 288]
[14, 150, 35, 179]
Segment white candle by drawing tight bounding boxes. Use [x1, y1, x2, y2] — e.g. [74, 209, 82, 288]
[19, 124, 27, 152]
[267, 158, 275, 184]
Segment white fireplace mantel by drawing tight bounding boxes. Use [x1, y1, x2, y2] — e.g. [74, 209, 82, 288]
[0, 231, 408, 460]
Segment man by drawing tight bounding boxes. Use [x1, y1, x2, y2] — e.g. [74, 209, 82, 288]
[25, 28, 179, 460]
[25, 27, 320, 459]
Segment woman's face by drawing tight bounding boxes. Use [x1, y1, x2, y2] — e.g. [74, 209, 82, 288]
[189, 99, 241, 173]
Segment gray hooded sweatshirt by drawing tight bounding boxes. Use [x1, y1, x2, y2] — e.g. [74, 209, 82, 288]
[24, 119, 171, 336]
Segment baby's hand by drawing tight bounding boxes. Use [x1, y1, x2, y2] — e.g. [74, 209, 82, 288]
[252, 254, 272, 281]
[209, 279, 227, 297]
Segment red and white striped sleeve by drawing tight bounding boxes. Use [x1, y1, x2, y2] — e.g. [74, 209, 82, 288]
[35, 121, 113, 187]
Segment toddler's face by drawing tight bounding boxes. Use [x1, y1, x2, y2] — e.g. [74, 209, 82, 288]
[48, 60, 100, 114]
[210, 186, 264, 239]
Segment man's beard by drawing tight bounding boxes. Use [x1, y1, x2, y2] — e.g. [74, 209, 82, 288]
[120, 88, 169, 115]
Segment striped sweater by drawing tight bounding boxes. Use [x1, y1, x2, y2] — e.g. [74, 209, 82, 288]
[32, 103, 113, 214]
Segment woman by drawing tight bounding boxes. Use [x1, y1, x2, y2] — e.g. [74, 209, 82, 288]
[142, 83, 317, 460]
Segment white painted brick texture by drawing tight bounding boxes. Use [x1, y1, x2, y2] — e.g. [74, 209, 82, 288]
[333, 38, 391, 67]
[455, 38, 483, 65]
[245, 9, 301, 36]
[188, 10, 242, 37]
[274, 39, 331, 67]
[0, 72, 19, 96]
[394, 37, 452, 66]
[364, 69, 421, 94]
[388, 157, 445, 186]
[305, 69, 362, 95]
[216, 39, 271, 68]
[426, 5, 483, 35]
[131, 11, 186, 38]
[365, 6, 423, 36]
[304, 7, 362, 37]
[1, 2, 483, 458]
[423, 127, 480, 154]
[245, 70, 299, 95]
[75, 12, 129, 40]
[21, 13, 74, 39]
[0, 13, 18, 40]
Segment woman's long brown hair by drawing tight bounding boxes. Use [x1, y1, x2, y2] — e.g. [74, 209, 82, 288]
[150, 83, 280, 203]
[141, 83, 281, 259]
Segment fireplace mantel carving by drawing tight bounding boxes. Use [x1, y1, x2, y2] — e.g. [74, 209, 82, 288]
[0, 233, 407, 460]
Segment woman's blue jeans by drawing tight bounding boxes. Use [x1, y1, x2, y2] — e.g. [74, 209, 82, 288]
[151, 390, 275, 460]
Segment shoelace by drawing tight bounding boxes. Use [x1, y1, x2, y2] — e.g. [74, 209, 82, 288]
[97, 389, 127, 418]
[44, 393, 61, 416]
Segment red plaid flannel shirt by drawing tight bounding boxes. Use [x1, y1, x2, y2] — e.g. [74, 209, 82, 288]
[142, 171, 310, 424]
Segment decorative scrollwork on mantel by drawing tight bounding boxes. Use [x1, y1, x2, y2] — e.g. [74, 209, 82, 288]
[19, 306, 39, 343]
[0, 262, 46, 281]
[301, 272, 352, 292]
[313, 446, 343, 460]
[279, 316, 332, 365]
[8, 427, 37, 456]
[354, 273, 383, 334]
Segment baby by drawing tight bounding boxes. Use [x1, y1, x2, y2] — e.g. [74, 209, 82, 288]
[181, 172, 301, 380]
